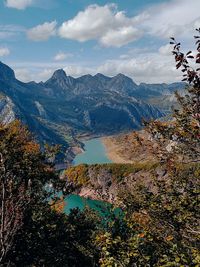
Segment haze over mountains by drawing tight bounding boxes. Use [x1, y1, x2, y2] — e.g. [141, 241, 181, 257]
[0, 61, 184, 155]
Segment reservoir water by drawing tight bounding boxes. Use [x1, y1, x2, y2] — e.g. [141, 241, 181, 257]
[64, 194, 111, 215]
[73, 137, 112, 165]
[64, 138, 112, 214]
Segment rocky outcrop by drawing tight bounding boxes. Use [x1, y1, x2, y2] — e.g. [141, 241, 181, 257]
[64, 162, 163, 203]
[79, 164, 169, 204]
[0, 95, 15, 124]
[0, 61, 15, 82]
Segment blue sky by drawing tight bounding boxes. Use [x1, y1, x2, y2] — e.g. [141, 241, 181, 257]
[0, 0, 199, 83]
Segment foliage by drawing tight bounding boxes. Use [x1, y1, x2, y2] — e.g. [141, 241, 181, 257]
[145, 29, 200, 163]
[96, 163, 200, 266]
[9, 205, 101, 267]
[1, 30, 200, 267]
[0, 121, 101, 266]
[65, 161, 158, 187]
[0, 120, 60, 264]
[65, 164, 90, 186]
[95, 30, 200, 266]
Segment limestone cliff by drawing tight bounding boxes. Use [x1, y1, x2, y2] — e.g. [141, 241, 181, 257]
[0, 94, 15, 124]
[64, 162, 166, 204]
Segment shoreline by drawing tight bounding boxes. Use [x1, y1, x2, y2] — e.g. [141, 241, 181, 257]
[57, 133, 133, 171]
[102, 136, 134, 164]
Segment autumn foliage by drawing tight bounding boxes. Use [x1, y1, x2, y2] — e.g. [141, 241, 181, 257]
[0, 29, 200, 267]
[145, 29, 200, 163]
[93, 30, 200, 266]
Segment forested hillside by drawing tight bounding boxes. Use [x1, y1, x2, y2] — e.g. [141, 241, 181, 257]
[0, 31, 199, 266]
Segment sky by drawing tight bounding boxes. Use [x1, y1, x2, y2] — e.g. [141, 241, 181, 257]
[0, 0, 200, 84]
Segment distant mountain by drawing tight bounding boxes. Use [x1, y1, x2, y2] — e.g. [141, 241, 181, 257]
[0, 61, 184, 158]
[133, 82, 185, 99]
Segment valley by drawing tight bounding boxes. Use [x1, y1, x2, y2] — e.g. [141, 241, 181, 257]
[0, 61, 184, 165]
[0, 60, 186, 213]
[1, 1, 199, 265]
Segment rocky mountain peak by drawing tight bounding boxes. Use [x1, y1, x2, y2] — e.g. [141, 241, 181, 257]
[0, 61, 15, 82]
[107, 73, 138, 95]
[51, 69, 67, 80]
[44, 68, 75, 92]
[113, 73, 136, 84]
[0, 61, 178, 151]
[94, 73, 111, 82]
[76, 74, 94, 82]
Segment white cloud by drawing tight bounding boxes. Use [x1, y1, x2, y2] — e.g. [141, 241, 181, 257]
[11, 44, 182, 84]
[54, 52, 73, 61]
[96, 51, 182, 84]
[9, 0, 200, 84]
[15, 68, 33, 82]
[0, 47, 10, 57]
[37, 69, 55, 81]
[0, 32, 15, 39]
[100, 27, 142, 47]
[142, 0, 200, 39]
[15, 68, 55, 82]
[159, 44, 173, 56]
[5, 0, 34, 10]
[27, 21, 57, 41]
[0, 24, 25, 40]
[58, 4, 146, 47]
[63, 65, 94, 77]
[14, 66, 90, 82]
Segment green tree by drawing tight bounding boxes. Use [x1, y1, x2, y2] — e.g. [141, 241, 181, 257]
[0, 121, 101, 266]
[0, 120, 59, 264]
[10, 206, 100, 267]
[96, 30, 200, 266]
[145, 29, 200, 163]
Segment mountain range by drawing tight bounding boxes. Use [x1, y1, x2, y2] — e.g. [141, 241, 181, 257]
[0, 61, 184, 160]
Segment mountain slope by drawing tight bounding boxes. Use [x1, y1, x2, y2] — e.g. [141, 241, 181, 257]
[0, 61, 183, 160]
[0, 93, 16, 124]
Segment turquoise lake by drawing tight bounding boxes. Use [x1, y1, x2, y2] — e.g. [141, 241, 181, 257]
[73, 137, 112, 165]
[64, 194, 111, 215]
[64, 138, 113, 214]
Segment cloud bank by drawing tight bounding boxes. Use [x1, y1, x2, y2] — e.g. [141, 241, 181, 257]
[58, 4, 146, 47]
[27, 21, 57, 41]
[0, 47, 10, 57]
[54, 52, 73, 61]
[5, 0, 34, 10]
[11, 0, 200, 84]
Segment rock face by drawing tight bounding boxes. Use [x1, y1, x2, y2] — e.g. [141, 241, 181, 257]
[0, 62, 15, 82]
[0, 61, 183, 150]
[41, 69, 165, 135]
[66, 163, 167, 204]
[0, 95, 15, 124]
